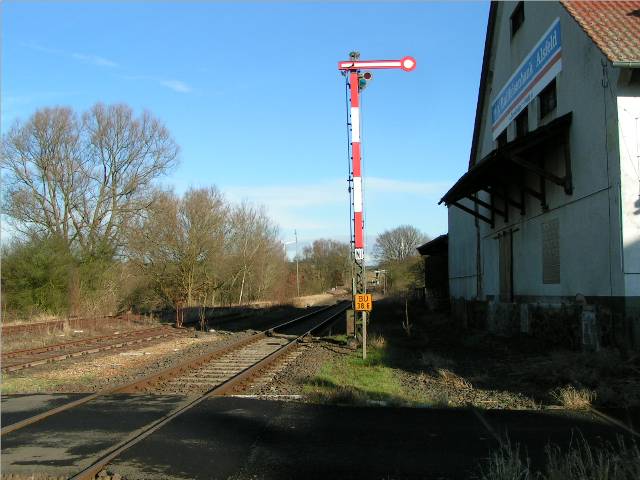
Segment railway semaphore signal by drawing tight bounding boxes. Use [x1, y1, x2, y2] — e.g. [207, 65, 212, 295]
[338, 51, 416, 359]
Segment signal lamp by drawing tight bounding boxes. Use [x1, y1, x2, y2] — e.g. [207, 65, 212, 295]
[357, 71, 373, 91]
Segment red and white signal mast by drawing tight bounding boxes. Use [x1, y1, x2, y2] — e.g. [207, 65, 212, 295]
[338, 52, 416, 358]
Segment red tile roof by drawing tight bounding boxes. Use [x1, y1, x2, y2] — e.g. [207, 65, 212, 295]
[561, 1, 640, 64]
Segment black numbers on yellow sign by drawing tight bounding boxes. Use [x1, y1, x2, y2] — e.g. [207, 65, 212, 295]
[355, 294, 373, 312]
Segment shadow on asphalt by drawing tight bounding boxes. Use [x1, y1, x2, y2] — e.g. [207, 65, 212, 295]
[107, 396, 635, 480]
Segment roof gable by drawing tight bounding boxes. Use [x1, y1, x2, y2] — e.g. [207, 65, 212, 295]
[561, 1, 640, 65]
[469, 1, 639, 169]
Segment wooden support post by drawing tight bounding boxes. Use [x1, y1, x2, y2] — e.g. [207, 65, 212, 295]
[563, 130, 573, 194]
[362, 311, 367, 360]
[519, 171, 526, 215]
[539, 167, 548, 210]
[490, 192, 496, 227]
[503, 185, 509, 223]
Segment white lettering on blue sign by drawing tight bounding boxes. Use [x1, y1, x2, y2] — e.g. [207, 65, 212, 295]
[491, 18, 562, 140]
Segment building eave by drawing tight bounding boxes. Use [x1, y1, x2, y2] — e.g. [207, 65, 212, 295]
[468, 2, 498, 169]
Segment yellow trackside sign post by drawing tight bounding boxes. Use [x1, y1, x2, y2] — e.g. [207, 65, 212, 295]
[354, 294, 373, 312]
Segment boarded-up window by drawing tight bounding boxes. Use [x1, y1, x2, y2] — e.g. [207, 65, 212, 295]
[542, 219, 560, 284]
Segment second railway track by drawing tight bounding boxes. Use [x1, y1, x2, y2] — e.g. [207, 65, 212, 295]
[1, 301, 349, 480]
[1, 325, 186, 373]
[0, 302, 349, 440]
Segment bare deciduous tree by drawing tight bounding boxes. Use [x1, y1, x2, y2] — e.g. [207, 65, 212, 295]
[128, 190, 286, 310]
[373, 225, 429, 264]
[300, 239, 350, 293]
[127, 187, 228, 310]
[226, 203, 281, 305]
[2, 103, 179, 256]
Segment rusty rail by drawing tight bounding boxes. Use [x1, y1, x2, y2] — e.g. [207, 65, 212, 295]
[1, 314, 147, 337]
[2, 326, 184, 373]
[0, 302, 343, 436]
[68, 301, 348, 480]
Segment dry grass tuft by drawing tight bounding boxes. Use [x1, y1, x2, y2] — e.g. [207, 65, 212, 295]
[551, 386, 596, 410]
[368, 333, 386, 349]
[478, 438, 531, 480]
[479, 436, 640, 480]
[437, 368, 473, 390]
[545, 436, 640, 480]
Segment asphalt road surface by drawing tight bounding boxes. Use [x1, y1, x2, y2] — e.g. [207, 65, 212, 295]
[2, 394, 636, 479]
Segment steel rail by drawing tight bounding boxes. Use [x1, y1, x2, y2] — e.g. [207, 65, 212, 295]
[0, 303, 340, 436]
[2, 325, 174, 359]
[2, 328, 185, 373]
[1, 315, 145, 337]
[68, 302, 348, 480]
[211, 302, 348, 396]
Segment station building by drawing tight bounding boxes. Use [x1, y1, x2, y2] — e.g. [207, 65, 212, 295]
[440, 1, 640, 350]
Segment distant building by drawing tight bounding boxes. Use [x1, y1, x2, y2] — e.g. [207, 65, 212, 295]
[440, 1, 640, 350]
[417, 235, 449, 310]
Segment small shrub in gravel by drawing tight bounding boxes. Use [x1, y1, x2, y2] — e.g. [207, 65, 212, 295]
[437, 368, 473, 390]
[368, 333, 386, 349]
[551, 386, 595, 410]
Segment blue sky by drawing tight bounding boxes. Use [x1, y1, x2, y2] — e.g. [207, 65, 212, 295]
[2, 1, 489, 255]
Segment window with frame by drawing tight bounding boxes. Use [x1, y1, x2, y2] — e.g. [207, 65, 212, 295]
[515, 107, 528, 138]
[511, 2, 524, 39]
[538, 79, 557, 119]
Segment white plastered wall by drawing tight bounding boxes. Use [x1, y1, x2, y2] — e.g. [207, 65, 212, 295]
[618, 81, 640, 296]
[468, 1, 624, 300]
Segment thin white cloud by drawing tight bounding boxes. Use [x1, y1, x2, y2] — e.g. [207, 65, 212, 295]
[3, 94, 35, 105]
[223, 176, 451, 236]
[71, 52, 118, 68]
[159, 80, 192, 93]
[366, 177, 452, 196]
[2, 91, 83, 124]
[225, 180, 346, 209]
[23, 42, 191, 94]
[119, 75, 192, 94]
[21, 42, 61, 55]
[23, 42, 118, 68]
[224, 177, 450, 212]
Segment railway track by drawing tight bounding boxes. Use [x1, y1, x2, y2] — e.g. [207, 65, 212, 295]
[1, 325, 185, 373]
[1, 314, 147, 337]
[1, 301, 349, 480]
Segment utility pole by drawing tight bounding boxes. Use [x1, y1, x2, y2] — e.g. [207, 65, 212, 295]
[338, 52, 416, 359]
[295, 229, 300, 297]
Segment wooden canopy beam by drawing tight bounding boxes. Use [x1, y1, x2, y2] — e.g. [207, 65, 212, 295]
[485, 186, 524, 214]
[451, 201, 494, 227]
[465, 194, 506, 218]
